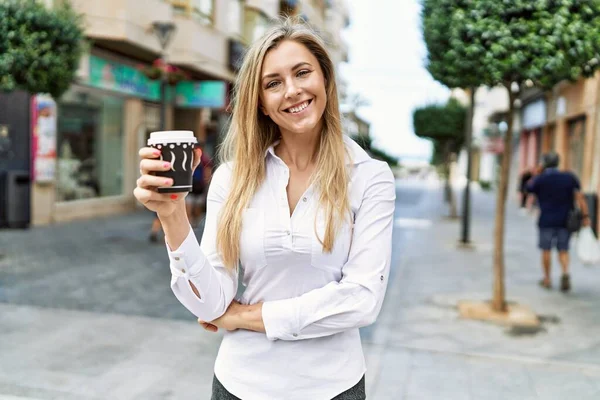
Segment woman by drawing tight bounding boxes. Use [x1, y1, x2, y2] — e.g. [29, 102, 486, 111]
[134, 18, 395, 400]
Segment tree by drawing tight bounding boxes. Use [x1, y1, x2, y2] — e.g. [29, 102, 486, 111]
[413, 98, 466, 218]
[422, 0, 600, 312]
[351, 134, 399, 167]
[0, 0, 84, 98]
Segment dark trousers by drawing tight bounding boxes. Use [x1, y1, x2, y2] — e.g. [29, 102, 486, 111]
[211, 375, 366, 400]
[520, 191, 528, 208]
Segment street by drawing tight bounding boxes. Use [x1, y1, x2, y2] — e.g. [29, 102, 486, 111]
[2, 179, 600, 399]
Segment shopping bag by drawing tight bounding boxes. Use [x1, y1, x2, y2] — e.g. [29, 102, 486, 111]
[577, 227, 600, 265]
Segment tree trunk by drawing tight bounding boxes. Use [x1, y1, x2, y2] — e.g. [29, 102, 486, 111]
[492, 88, 517, 312]
[461, 88, 476, 243]
[444, 141, 458, 218]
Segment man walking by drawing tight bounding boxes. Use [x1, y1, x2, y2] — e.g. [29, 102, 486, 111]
[527, 152, 590, 292]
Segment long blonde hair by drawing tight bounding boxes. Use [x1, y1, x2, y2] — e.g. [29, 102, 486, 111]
[217, 17, 351, 271]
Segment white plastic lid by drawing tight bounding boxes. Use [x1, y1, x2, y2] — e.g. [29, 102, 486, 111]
[147, 130, 197, 145]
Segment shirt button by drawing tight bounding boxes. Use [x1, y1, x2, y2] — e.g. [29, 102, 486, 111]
[293, 333, 298, 337]
[181, 269, 186, 273]
[302, 197, 307, 202]
[285, 230, 291, 235]
[380, 275, 384, 282]
[174, 257, 180, 261]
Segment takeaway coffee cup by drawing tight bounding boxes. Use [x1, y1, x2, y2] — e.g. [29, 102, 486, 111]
[147, 130, 197, 193]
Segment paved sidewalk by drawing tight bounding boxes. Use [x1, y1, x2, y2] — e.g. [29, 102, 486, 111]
[1, 181, 600, 399]
[364, 183, 600, 399]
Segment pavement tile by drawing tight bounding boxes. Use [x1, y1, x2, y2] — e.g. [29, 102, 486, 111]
[2, 181, 600, 398]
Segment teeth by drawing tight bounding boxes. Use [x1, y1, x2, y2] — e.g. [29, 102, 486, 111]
[288, 101, 309, 113]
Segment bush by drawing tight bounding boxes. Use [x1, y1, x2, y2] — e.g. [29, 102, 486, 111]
[479, 181, 492, 191]
[0, 0, 84, 98]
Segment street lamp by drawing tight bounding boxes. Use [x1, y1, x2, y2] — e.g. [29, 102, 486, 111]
[152, 21, 176, 131]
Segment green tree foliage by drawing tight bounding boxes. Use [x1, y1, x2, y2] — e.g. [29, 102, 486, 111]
[351, 134, 398, 167]
[413, 98, 466, 164]
[422, 0, 600, 90]
[0, 0, 84, 98]
[421, 0, 600, 311]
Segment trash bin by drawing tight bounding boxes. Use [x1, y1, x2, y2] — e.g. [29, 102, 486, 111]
[6, 170, 30, 228]
[584, 193, 598, 236]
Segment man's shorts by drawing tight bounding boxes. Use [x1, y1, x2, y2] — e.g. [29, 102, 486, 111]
[538, 227, 571, 251]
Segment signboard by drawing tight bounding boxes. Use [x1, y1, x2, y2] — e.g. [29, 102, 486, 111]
[175, 81, 227, 108]
[31, 94, 57, 183]
[87, 55, 161, 101]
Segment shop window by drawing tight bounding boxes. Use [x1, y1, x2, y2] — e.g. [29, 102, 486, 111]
[170, 0, 214, 26]
[56, 88, 124, 201]
[243, 6, 269, 44]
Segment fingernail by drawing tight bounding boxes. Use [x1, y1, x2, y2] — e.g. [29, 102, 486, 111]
[164, 179, 172, 185]
[163, 162, 170, 168]
[153, 150, 160, 155]
[170, 194, 178, 200]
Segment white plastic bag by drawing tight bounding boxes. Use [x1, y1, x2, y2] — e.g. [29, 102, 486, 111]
[577, 227, 600, 265]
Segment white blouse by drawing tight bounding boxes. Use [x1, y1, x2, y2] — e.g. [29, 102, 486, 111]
[166, 135, 396, 400]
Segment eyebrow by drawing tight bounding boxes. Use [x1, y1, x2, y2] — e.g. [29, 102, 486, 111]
[262, 62, 312, 81]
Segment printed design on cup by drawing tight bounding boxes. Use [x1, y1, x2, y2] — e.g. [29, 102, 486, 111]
[156, 143, 195, 172]
[148, 130, 196, 193]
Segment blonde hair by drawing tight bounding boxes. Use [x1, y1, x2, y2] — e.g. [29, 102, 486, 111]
[217, 17, 351, 271]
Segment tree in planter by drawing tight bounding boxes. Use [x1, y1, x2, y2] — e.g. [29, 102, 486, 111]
[0, 0, 84, 98]
[413, 98, 466, 218]
[422, 0, 600, 312]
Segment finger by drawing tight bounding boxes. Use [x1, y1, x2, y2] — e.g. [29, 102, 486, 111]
[198, 320, 218, 332]
[139, 147, 162, 159]
[133, 187, 173, 204]
[137, 175, 173, 189]
[192, 148, 203, 169]
[140, 159, 172, 175]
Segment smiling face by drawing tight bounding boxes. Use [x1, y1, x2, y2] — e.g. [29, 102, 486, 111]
[259, 40, 327, 138]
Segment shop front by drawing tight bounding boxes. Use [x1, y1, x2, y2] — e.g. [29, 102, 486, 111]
[519, 97, 546, 174]
[545, 77, 597, 191]
[172, 80, 229, 161]
[31, 52, 231, 225]
[31, 53, 161, 224]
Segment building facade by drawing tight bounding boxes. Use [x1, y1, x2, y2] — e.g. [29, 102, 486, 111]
[13, 0, 350, 227]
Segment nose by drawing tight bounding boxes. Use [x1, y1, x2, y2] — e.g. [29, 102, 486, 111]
[284, 81, 301, 99]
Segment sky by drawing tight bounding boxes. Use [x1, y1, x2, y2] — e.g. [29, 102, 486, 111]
[340, 0, 450, 163]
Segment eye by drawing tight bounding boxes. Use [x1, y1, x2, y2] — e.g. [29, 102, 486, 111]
[297, 69, 311, 77]
[266, 80, 280, 89]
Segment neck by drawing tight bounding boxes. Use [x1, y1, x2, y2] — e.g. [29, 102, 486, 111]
[276, 126, 321, 171]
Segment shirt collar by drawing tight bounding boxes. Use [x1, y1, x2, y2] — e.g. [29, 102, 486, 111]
[265, 135, 371, 166]
[543, 167, 559, 174]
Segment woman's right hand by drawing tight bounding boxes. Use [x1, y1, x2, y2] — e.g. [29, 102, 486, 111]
[134, 146, 201, 218]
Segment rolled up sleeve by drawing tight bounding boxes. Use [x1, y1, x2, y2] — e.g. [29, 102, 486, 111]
[166, 164, 238, 322]
[262, 162, 396, 341]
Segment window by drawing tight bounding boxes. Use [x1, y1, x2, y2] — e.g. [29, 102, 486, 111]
[170, 0, 214, 26]
[227, 0, 244, 37]
[56, 88, 125, 201]
[243, 7, 270, 44]
[567, 117, 586, 178]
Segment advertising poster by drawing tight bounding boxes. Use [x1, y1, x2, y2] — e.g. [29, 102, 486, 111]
[31, 94, 57, 183]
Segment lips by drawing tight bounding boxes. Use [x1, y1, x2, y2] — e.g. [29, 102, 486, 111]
[284, 99, 313, 113]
